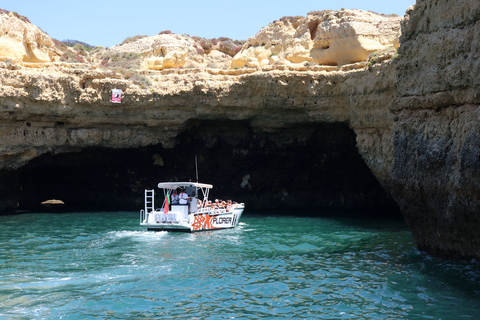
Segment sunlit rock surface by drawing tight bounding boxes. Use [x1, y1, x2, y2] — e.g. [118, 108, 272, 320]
[0, 10, 60, 63]
[232, 9, 401, 68]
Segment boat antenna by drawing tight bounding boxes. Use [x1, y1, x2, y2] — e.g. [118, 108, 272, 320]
[195, 155, 199, 182]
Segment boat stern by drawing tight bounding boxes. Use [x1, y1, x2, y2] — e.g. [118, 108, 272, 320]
[140, 207, 192, 232]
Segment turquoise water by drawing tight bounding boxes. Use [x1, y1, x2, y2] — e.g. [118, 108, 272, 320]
[1, 212, 480, 319]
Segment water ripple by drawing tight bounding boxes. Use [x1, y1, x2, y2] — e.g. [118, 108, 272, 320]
[1, 212, 480, 319]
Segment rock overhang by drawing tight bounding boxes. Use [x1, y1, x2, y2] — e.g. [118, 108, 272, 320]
[0, 59, 398, 216]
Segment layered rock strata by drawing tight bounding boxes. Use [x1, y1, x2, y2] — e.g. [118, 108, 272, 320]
[391, 1, 480, 259]
[0, 59, 397, 214]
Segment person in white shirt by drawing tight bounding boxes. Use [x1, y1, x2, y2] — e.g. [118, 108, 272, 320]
[190, 197, 198, 213]
[179, 189, 189, 205]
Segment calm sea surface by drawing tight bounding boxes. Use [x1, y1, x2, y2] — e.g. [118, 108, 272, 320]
[1, 211, 480, 319]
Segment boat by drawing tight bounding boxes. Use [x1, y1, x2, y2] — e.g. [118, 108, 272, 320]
[140, 182, 245, 232]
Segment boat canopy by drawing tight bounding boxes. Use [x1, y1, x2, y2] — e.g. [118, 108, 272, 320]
[157, 182, 213, 189]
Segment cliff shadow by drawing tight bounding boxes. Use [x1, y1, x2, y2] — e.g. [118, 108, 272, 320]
[12, 120, 400, 217]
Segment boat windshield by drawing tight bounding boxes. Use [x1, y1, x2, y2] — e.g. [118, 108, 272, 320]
[157, 182, 212, 207]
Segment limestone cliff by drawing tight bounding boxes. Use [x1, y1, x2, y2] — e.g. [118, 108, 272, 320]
[0, 10, 60, 63]
[232, 9, 401, 68]
[390, 0, 480, 260]
[106, 34, 234, 70]
[2, 2, 480, 261]
[0, 56, 397, 216]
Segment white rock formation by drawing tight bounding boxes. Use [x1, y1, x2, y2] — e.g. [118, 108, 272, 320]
[232, 9, 402, 68]
[107, 34, 234, 70]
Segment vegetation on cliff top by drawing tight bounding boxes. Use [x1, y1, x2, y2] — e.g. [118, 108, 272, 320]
[2, 7, 399, 89]
[47, 31, 246, 89]
[366, 46, 398, 71]
[0, 9, 31, 24]
[62, 40, 96, 51]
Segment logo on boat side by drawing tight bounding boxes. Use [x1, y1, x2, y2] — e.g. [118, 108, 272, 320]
[192, 214, 213, 230]
[191, 214, 235, 231]
[212, 217, 232, 225]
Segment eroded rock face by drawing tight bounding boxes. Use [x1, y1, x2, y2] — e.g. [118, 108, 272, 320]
[113, 34, 193, 69]
[0, 57, 397, 215]
[0, 10, 60, 63]
[105, 34, 234, 70]
[232, 9, 401, 68]
[391, 0, 480, 260]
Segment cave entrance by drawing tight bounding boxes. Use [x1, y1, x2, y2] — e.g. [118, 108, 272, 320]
[16, 120, 399, 216]
[17, 147, 159, 211]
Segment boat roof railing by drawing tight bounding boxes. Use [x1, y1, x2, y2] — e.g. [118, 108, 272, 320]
[157, 182, 213, 190]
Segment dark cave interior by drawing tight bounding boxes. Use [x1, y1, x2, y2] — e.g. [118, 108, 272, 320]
[9, 120, 399, 217]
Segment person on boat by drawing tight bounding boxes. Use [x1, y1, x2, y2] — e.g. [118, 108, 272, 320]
[171, 190, 179, 205]
[190, 197, 198, 213]
[214, 199, 220, 208]
[204, 200, 212, 213]
[179, 189, 189, 205]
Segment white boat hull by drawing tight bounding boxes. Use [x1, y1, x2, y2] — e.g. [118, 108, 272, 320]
[140, 207, 244, 232]
[140, 182, 244, 232]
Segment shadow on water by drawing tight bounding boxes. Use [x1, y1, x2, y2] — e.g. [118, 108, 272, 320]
[246, 206, 405, 229]
[245, 208, 480, 291]
[248, 203, 402, 217]
[404, 249, 480, 295]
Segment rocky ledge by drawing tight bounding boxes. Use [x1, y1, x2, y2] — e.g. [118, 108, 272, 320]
[1, 2, 480, 261]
